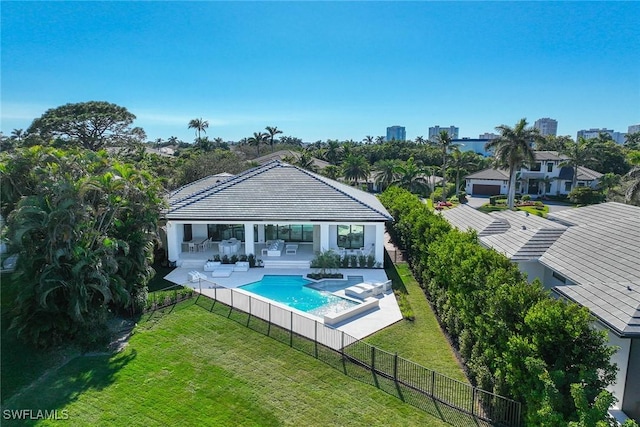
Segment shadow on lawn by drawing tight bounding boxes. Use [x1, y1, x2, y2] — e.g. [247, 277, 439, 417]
[2, 350, 137, 426]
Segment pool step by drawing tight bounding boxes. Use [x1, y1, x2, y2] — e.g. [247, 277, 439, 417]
[263, 260, 311, 269]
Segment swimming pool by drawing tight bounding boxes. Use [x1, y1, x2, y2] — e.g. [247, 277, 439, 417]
[239, 275, 359, 317]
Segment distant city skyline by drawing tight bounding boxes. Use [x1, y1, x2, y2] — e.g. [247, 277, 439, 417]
[2, 2, 638, 143]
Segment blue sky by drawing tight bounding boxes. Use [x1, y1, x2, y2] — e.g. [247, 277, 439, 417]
[2, 1, 639, 143]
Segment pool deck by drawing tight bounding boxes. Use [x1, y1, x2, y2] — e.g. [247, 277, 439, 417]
[163, 267, 403, 340]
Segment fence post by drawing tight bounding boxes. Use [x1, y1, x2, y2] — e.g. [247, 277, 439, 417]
[248, 295, 252, 325]
[341, 331, 345, 357]
[371, 346, 375, 372]
[430, 370, 436, 397]
[289, 310, 293, 347]
[471, 387, 476, 416]
[267, 303, 271, 336]
[393, 352, 398, 381]
[314, 320, 318, 359]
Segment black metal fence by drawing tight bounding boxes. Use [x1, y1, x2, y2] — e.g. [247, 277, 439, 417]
[194, 288, 522, 427]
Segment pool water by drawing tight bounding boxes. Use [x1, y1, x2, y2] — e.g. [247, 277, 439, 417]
[239, 275, 359, 316]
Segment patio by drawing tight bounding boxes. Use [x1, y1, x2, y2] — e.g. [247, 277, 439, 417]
[163, 267, 402, 340]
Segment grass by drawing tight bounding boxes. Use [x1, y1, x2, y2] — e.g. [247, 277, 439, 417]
[1, 299, 480, 426]
[370, 263, 467, 383]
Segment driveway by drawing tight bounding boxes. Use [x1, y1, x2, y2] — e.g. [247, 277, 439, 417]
[464, 195, 572, 213]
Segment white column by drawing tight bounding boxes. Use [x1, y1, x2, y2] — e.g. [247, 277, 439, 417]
[375, 222, 385, 265]
[320, 223, 330, 252]
[167, 221, 181, 262]
[244, 223, 255, 256]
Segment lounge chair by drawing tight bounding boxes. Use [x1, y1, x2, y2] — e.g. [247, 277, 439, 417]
[345, 282, 384, 299]
[285, 244, 298, 255]
[211, 265, 234, 278]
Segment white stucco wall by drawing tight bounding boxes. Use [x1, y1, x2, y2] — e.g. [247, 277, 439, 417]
[594, 322, 631, 409]
[516, 260, 546, 284]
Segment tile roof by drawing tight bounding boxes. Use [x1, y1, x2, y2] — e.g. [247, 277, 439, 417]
[534, 151, 566, 161]
[554, 280, 640, 337]
[541, 202, 640, 336]
[465, 168, 510, 181]
[557, 166, 603, 181]
[252, 150, 330, 170]
[165, 161, 392, 222]
[440, 204, 510, 236]
[170, 173, 234, 200]
[481, 228, 567, 261]
[546, 201, 638, 226]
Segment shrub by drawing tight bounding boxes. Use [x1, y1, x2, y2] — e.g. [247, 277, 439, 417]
[358, 254, 366, 267]
[247, 253, 256, 267]
[213, 254, 221, 262]
[230, 254, 238, 264]
[366, 254, 376, 268]
[522, 194, 531, 201]
[349, 255, 358, 268]
[221, 255, 230, 264]
[568, 187, 605, 205]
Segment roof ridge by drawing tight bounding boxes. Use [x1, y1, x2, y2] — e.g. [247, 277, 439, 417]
[285, 163, 393, 220]
[168, 161, 280, 213]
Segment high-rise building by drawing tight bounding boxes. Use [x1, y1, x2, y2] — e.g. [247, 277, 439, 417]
[479, 132, 499, 140]
[386, 126, 406, 142]
[628, 124, 640, 134]
[577, 128, 626, 144]
[533, 118, 558, 136]
[428, 125, 459, 141]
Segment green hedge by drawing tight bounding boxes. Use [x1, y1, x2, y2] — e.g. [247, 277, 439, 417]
[379, 187, 617, 426]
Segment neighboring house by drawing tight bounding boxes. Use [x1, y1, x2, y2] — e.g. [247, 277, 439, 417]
[441, 202, 640, 422]
[162, 160, 391, 267]
[464, 151, 603, 196]
[252, 150, 330, 171]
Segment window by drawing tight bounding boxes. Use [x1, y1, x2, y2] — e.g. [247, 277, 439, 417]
[337, 225, 364, 249]
[207, 224, 244, 241]
[564, 182, 572, 192]
[577, 182, 586, 187]
[547, 162, 553, 173]
[530, 162, 541, 172]
[264, 224, 313, 242]
[183, 224, 192, 241]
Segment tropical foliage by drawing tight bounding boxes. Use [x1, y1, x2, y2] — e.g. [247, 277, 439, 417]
[27, 101, 138, 151]
[486, 118, 543, 208]
[379, 187, 617, 425]
[0, 146, 164, 348]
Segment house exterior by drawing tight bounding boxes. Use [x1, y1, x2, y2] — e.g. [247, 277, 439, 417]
[464, 151, 603, 196]
[162, 160, 392, 267]
[441, 202, 640, 422]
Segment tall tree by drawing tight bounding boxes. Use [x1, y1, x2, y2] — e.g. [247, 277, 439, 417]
[247, 132, 268, 156]
[624, 150, 640, 205]
[341, 154, 370, 186]
[434, 130, 453, 200]
[414, 135, 425, 145]
[188, 117, 209, 140]
[485, 118, 542, 209]
[561, 136, 594, 189]
[27, 101, 138, 151]
[265, 126, 283, 152]
[449, 148, 479, 197]
[375, 136, 385, 144]
[10, 128, 25, 142]
[393, 157, 430, 195]
[374, 159, 399, 192]
[362, 135, 374, 144]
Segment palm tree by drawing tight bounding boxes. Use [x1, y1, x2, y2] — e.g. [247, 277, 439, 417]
[342, 154, 370, 186]
[449, 148, 479, 197]
[373, 159, 399, 191]
[322, 165, 341, 180]
[485, 118, 542, 209]
[265, 126, 283, 152]
[324, 140, 341, 165]
[415, 135, 425, 145]
[10, 128, 25, 141]
[188, 118, 209, 140]
[247, 132, 268, 156]
[375, 136, 385, 144]
[434, 130, 453, 200]
[561, 136, 594, 190]
[624, 151, 640, 204]
[362, 135, 374, 144]
[393, 157, 430, 195]
[540, 175, 554, 198]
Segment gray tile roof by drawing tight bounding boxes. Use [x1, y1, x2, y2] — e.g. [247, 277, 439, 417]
[481, 228, 567, 261]
[440, 205, 510, 236]
[541, 203, 640, 336]
[557, 166, 603, 181]
[170, 173, 234, 201]
[534, 151, 566, 161]
[465, 168, 509, 181]
[165, 161, 392, 222]
[546, 202, 638, 226]
[554, 280, 640, 337]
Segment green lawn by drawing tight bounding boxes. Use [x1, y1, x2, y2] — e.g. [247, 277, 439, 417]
[2, 298, 480, 426]
[368, 263, 467, 382]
